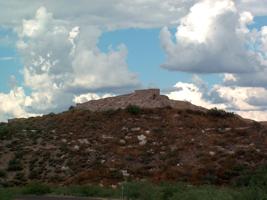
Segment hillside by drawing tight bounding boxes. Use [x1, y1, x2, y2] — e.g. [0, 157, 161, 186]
[0, 90, 266, 187]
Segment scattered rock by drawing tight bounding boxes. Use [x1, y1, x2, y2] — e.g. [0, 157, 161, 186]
[74, 145, 80, 151]
[137, 134, 147, 145]
[121, 170, 130, 177]
[119, 139, 126, 145]
[131, 127, 141, 132]
[209, 151, 216, 156]
[61, 139, 67, 143]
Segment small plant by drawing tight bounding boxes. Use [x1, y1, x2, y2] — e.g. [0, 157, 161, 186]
[126, 105, 141, 115]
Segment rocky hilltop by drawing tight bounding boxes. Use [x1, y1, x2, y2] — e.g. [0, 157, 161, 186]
[76, 89, 206, 112]
[0, 89, 266, 187]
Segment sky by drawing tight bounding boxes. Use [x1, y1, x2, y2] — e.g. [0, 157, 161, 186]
[0, 0, 267, 122]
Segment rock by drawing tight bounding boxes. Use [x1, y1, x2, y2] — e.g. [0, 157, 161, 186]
[209, 151, 216, 156]
[121, 126, 128, 131]
[111, 184, 117, 189]
[119, 139, 126, 145]
[78, 138, 89, 144]
[61, 166, 69, 171]
[61, 139, 67, 143]
[125, 136, 132, 140]
[137, 134, 147, 145]
[121, 170, 130, 177]
[131, 127, 141, 132]
[74, 145, 80, 151]
[139, 140, 147, 146]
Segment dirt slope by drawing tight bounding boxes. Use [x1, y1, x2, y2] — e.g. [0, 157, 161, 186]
[0, 107, 266, 187]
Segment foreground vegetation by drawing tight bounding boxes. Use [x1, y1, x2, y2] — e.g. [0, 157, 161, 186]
[1, 165, 267, 200]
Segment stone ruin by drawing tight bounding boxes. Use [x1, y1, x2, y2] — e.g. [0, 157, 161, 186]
[76, 88, 206, 112]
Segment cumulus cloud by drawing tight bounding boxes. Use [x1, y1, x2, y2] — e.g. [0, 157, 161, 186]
[0, 6, 140, 121]
[0, 0, 265, 29]
[167, 82, 223, 109]
[166, 78, 267, 121]
[160, 0, 267, 74]
[0, 87, 36, 122]
[237, 0, 267, 16]
[74, 93, 114, 104]
[0, 0, 197, 28]
[223, 25, 267, 88]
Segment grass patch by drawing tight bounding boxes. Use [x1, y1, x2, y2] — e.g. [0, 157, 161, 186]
[22, 182, 51, 195]
[2, 169, 267, 200]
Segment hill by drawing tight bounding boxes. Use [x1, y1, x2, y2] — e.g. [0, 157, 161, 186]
[0, 89, 266, 187]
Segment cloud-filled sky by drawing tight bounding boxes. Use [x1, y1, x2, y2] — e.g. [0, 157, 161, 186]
[0, 0, 267, 121]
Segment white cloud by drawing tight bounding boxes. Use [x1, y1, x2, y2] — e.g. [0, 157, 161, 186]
[237, 0, 267, 16]
[0, 0, 265, 30]
[167, 78, 267, 121]
[0, 87, 36, 122]
[167, 81, 224, 109]
[160, 0, 266, 74]
[0, 0, 197, 29]
[0, 57, 14, 61]
[74, 93, 113, 104]
[0, 6, 141, 121]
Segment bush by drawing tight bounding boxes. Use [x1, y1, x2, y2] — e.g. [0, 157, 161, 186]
[207, 108, 235, 118]
[0, 125, 10, 139]
[233, 165, 267, 189]
[123, 181, 162, 200]
[68, 106, 75, 111]
[0, 169, 7, 178]
[7, 159, 23, 171]
[126, 105, 141, 115]
[55, 185, 117, 197]
[22, 182, 51, 195]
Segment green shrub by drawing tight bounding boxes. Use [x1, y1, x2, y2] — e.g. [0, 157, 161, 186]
[233, 165, 267, 189]
[159, 183, 186, 200]
[170, 186, 235, 200]
[7, 159, 23, 171]
[0, 125, 10, 139]
[22, 182, 51, 195]
[0, 169, 7, 178]
[234, 187, 267, 200]
[123, 181, 162, 200]
[55, 185, 117, 197]
[126, 105, 141, 115]
[207, 108, 235, 118]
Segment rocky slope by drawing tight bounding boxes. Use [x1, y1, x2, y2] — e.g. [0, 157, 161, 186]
[0, 105, 266, 187]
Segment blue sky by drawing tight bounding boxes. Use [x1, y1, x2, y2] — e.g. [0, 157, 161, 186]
[0, 0, 267, 121]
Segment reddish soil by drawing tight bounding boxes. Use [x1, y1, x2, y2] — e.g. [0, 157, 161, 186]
[0, 107, 266, 187]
